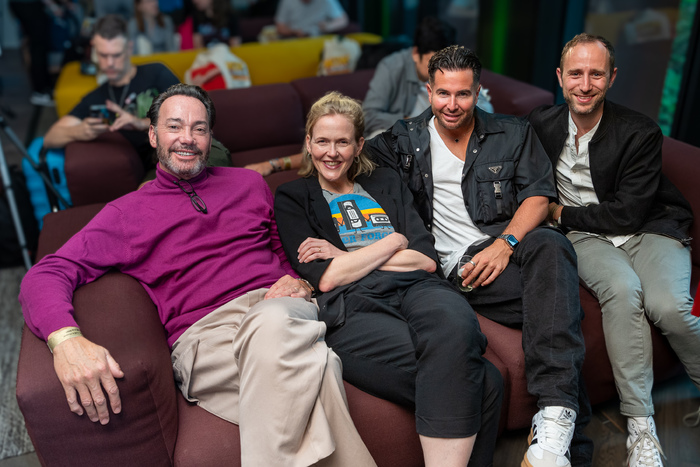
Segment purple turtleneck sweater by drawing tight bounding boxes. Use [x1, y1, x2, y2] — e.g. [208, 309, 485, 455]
[20, 165, 297, 347]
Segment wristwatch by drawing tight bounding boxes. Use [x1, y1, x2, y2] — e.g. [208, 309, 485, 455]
[497, 234, 519, 250]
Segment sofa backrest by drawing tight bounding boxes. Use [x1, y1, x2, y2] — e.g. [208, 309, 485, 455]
[291, 68, 376, 117]
[661, 136, 700, 267]
[481, 69, 554, 116]
[209, 83, 305, 158]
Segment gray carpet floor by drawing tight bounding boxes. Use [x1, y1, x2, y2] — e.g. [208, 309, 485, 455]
[0, 266, 34, 460]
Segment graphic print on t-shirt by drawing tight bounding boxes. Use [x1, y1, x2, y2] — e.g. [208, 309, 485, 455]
[329, 193, 395, 250]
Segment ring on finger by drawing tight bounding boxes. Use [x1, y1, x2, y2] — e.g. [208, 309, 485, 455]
[468, 260, 477, 267]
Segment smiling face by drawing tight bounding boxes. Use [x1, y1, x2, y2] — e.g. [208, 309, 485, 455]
[557, 40, 617, 122]
[149, 95, 212, 179]
[306, 114, 364, 193]
[428, 68, 480, 132]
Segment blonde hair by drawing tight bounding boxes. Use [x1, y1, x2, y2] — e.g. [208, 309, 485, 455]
[299, 91, 376, 180]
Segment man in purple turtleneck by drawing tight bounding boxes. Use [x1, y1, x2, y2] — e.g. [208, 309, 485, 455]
[19, 84, 376, 467]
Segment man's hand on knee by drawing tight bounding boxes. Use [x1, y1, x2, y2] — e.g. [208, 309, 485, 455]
[265, 275, 313, 301]
[51, 333, 124, 425]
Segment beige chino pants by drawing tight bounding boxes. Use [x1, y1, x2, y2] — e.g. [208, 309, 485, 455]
[171, 289, 376, 467]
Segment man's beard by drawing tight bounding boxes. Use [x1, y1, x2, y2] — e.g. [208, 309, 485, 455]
[156, 135, 209, 178]
[564, 90, 606, 116]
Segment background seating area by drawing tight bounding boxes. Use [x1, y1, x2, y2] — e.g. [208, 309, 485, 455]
[53, 33, 381, 117]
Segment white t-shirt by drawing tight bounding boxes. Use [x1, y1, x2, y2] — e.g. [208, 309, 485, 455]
[275, 0, 345, 36]
[556, 111, 632, 246]
[428, 117, 490, 275]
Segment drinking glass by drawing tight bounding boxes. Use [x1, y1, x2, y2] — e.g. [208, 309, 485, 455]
[455, 254, 474, 292]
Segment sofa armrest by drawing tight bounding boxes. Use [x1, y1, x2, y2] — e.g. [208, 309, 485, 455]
[65, 132, 145, 206]
[17, 272, 178, 467]
[17, 205, 177, 467]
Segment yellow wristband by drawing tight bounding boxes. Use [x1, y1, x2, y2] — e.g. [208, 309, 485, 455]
[47, 327, 83, 353]
[282, 156, 292, 171]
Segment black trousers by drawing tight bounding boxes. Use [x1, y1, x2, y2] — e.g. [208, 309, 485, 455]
[451, 227, 593, 466]
[325, 269, 503, 467]
[9, 1, 52, 94]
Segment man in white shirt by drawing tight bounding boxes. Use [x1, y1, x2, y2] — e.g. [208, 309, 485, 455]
[274, 0, 348, 37]
[529, 33, 700, 467]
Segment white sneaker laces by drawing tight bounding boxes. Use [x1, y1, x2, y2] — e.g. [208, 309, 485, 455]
[627, 430, 666, 467]
[537, 416, 574, 457]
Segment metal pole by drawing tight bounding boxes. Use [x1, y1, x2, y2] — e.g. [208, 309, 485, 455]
[0, 121, 32, 270]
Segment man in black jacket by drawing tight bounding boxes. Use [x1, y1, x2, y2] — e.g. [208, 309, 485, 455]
[366, 45, 592, 467]
[528, 33, 699, 467]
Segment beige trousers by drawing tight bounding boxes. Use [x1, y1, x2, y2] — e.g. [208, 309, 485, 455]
[171, 289, 376, 467]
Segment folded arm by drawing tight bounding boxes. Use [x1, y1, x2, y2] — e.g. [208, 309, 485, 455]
[298, 233, 435, 292]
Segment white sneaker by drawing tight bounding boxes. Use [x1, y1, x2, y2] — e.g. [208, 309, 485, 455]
[627, 416, 665, 467]
[522, 406, 576, 467]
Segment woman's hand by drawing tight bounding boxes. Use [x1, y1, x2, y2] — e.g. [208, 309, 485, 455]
[298, 238, 346, 263]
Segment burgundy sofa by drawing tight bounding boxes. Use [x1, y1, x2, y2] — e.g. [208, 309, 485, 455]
[16, 136, 699, 466]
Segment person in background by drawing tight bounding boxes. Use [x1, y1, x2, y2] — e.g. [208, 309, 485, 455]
[20, 83, 376, 467]
[274, 0, 348, 38]
[529, 33, 700, 467]
[128, 0, 177, 55]
[43, 14, 180, 170]
[275, 91, 503, 467]
[192, 0, 242, 48]
[9, 0, 54, 106]
[363, 16, 493, 139]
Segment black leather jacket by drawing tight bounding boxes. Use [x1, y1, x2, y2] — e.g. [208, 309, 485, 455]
[365, 107, 557, 237]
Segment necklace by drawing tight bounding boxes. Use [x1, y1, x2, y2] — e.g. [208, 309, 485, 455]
[436, 126, 469, 143]
[107, 67, 135, 108]
[108, 81, 131, 109]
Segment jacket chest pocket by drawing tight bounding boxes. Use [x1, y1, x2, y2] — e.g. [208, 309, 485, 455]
[473, 160, 517, 223]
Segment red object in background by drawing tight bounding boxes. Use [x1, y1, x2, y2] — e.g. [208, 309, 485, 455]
[693, 282, 700, 317]
[187, 63, 225, 91]
[179, 16, 194, 50]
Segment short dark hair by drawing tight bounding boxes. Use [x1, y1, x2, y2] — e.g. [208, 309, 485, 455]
[428, 45, 482, 85]
[93, 14, 128, 40]
[414, 17, 456, 56]
[560, 33, 615, 75]
[148, 84, 216, 130]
